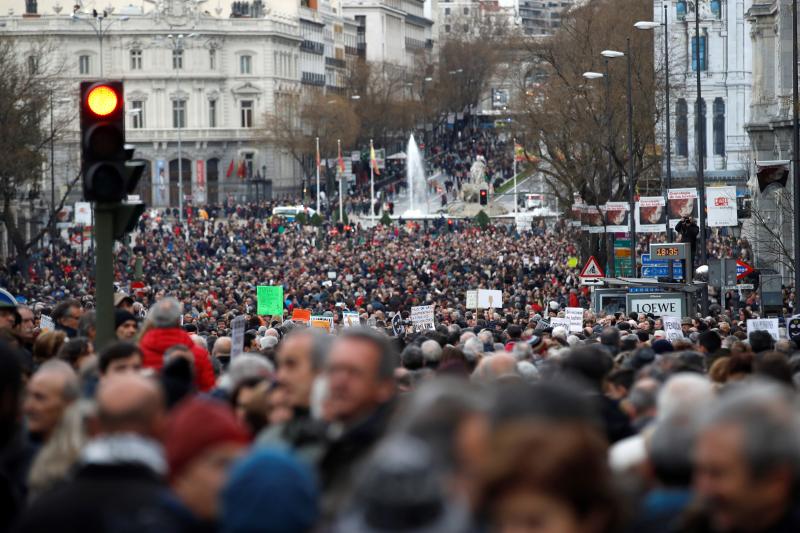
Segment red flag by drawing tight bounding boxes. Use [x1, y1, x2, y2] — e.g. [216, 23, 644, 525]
[226, 159, 234, 178]
[337, 142, 345, 173]
[237, 160, 246, 179]
[316, 142, 321, 170]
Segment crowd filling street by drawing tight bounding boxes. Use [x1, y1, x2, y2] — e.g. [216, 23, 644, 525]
[1, 201, 799, 533]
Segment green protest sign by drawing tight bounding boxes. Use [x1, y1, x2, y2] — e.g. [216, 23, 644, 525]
[257, 285, 284, 316]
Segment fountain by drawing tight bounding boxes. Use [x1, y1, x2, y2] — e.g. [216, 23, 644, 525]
[403, 134, 429, 218]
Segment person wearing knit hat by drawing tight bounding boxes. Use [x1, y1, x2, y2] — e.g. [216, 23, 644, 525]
[221, 448, 319, 533]
[165, 396, 250, 530]
[115, 310, 139, 341]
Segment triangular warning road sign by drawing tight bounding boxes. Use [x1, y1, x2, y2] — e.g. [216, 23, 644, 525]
[579, 256, 605, 278]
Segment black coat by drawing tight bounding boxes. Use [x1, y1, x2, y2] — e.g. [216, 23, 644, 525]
[16, 462, 185, 533]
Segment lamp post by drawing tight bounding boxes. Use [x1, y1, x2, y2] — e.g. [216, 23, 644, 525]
[793, 0, 800, 313]
[636, 4, 673, 240]
[601, 48, 634, 274]
[70, 11, 129, 77]
[583, 69, 615, 274]
[167, 33, 198, 221]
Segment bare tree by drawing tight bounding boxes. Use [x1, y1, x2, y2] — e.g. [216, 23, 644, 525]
[0, 36, 75, 264]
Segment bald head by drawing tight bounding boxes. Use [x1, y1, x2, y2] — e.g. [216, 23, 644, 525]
[96, 374, 165, 438]
[471, 354, 519, 384]
[212, 337, 232, 358]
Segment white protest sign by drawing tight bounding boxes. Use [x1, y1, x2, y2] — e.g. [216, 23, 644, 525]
[747, 318, 781, 342]
[74, 202, 92, 225]
[39, 315, 55, 333]
[310, 315, 335, 333]
[230, 316, 246, 358]
[662, 316, 684, 342]
[411, 305, 435, 332]
[477, 289, 503, 309]
[549, 317, 571, 330]
[466, 290, 478, 309]
[343, 311, 360, 328]
[327, 271, 337, 279]
[565, 307, 584, 333]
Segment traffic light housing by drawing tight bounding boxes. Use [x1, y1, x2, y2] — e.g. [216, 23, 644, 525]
[80, 81, 143, 202]
[479, 189, 488, 206]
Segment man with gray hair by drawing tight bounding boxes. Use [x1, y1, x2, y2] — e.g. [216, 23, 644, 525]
[138, 297, 215, 391]
[690, 382, 800, 532]
[420, 339, 443, 369]
[23, 360, 79, 442]
[319, 327, 398, 520]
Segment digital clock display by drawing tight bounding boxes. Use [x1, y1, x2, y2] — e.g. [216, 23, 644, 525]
[655, 247, 680, 257]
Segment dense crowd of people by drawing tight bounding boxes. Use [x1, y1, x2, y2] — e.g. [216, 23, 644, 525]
[3, 271, 800, 532]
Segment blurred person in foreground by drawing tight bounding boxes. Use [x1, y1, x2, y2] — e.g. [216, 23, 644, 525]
[318, 328, 398, 521]
[684, 382, 800, 532]
[17, 374, 180, 532]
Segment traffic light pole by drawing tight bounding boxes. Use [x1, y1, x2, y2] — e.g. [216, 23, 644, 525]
[94, 203, 116, 350]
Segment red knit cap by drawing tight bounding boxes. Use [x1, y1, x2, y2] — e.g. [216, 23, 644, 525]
[165, 395, 250, 480]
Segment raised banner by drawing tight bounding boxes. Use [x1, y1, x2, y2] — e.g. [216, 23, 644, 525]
[565, 307, 584, 332]
[604, 202, 629, 233]
[310, 315, 334, 333]
[411, 305, 435, 331]
[662, 316, 683, 342]
[257, 286, 284, 316]
[231, 316, 246, 358]
[667, 188, 698, 232]
[747, 318, 780, 342]
[343, 311, 360, 328]
[636, 196, 667, 233]
[477, 289, 503, 309]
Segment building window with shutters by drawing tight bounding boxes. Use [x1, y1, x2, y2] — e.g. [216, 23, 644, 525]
[131, 100, 144, 129]
[240, 55, 252, 75]
[676, 98, 688, 157]
[713, 97, 725, 156]
[173, 49, 183, 70]
[209, 99, 217, 128]
[130, 49, 142, 70]
[172, 99, 186, 128]
[79, 55, 90, 74]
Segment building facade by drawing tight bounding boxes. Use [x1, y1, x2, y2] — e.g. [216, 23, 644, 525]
[744, 0, 797, 278]
[652, 0, 752, 193]
[517, 0, 573, 36]
[1, 0, 358, 209]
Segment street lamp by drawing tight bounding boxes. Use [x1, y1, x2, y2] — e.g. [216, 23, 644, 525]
[166, 33, 199, 221]
[583, 68, 616, 275]
[636, 4, 672, 239]
[600, 48, 635, 275]
[70, 11, 129, 77]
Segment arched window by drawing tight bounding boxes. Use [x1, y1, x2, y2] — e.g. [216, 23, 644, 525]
[713, 97, 725, 156]
[676, 98, 688, 157]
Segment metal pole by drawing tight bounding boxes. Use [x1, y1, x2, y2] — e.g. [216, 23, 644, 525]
[94, 203, 115, 350]
[50, 91, 55, 255]
[316, 136, 321, 214]
[176, 38, 184, 221]
[664, 3, 674, 241]
[695, 2, 708, 314]
[370, 139, 376, 224]
[605, 58, 615, 275]
[793, 0, 800, 313]
[626, 38, 636, 275]
[338, 139, 343, 222]
[513, 137, 518, 216]
[98, 18, 103, 77]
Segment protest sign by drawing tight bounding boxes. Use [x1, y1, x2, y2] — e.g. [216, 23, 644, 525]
[39, 315, 55, 333]
[291, 309, 311, 322]
[411, 305, 435, 331]
[343, 311, 360, 328]
[477, 289, 502, 309]
[466, 290, 478, 309]
[565, 307, 584, 332]
[662, 316, 683, 342]
[257, 285, 283, 316]
[747, 318, 780, 342]
[310, 315, 334, 333]
[231, 316, 246, 357]
[549, 317, 571, 330]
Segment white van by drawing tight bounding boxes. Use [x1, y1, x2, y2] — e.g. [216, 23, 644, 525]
[272, 206, 317, 221]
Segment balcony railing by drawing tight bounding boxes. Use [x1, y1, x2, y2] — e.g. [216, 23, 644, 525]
[300, 40, 325, 55]
[301, 71, 326, 86]
[325, 56, 347, 68]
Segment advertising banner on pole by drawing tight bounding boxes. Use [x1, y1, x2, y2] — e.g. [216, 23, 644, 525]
[706, 186, 738, 227]
[604, 202, 629, 233]
[155, 159, 168, 206]
[667, 188, 698, 232]
[194, 160, 206, 204]
[636, 196, 667, 233]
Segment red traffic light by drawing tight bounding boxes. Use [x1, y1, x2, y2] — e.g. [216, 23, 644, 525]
[85, 84, 121, 117]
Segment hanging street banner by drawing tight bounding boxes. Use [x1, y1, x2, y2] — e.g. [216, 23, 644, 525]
[707, 186, 738, 227]
[636, 196, 667, 233]
[604, 202, 629, 233]
[667, 188, 698, 232]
